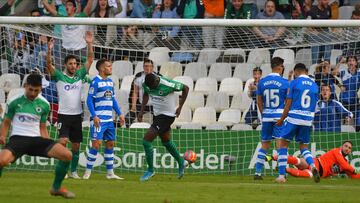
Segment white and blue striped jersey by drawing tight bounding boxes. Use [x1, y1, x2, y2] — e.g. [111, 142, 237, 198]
[87, 75, 121, 122]
[256, 73, 289, 122]
[287, 75, 319, 126]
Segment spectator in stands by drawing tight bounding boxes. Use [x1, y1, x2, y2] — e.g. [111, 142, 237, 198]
[274, 0, 302, 19]
[314, 60, 341, 99]
[343, 10, 360, 59]
[245, 67, 262, 128]
[314, 84, 352, 132]
[42, 0, 93, 64]
[225, 0, 256, 19]
[41, 68, 59, 124]
[177, 0, 205, 49]
[130, 0, 155, 18]
[92, 0, 122, 59]
[202, 0, 225, 49]
[152, 0, 181, 50]
[10, 32, 31, 82]
[117, 25, 146, 61]
[253, 0, 286, 48]
[0, 0, 15, 16]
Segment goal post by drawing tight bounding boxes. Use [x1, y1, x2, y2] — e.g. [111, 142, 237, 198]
[0, 17, 359, 176]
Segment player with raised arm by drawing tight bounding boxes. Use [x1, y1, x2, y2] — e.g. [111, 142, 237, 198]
[138, 73, 189, 181]
[46, 31, 94, 179]
[0, 74, 75, 198]
[272, 141, 360, 179]
[83, 58, 125, 180]
[254, 57, 289, 180]
[275, 63, 320, 183]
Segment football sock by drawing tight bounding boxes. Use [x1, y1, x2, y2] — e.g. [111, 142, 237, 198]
[104, 148, 114, 175]
[287, 156, 301, 165]
[52, 160, 70, 190]
[255, 148, 267, 175]
[70, 150, 79, 173]
[286, 168, 311, 178]
[301, 148, 315, 168]
[277, 148, 288, 176]
[163, 140, 184, 166]
[143, 140, 154, 172]
[85, 148, 98, 173]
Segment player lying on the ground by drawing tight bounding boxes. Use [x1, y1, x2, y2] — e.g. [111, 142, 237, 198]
[272, 140, 360, 179]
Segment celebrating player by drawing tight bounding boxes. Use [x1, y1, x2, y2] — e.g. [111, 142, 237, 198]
[138, 73, 189, 181]
[46, 31, 94, 179]
[275, 63, 320, 183]
[83, 58, 125, 180]
[0, 74, 75, 198]
[254, 57, 289, 180]
[272, 141, 360, 179]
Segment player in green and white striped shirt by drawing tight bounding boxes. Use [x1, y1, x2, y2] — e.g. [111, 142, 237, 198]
[0, 74, 75, 198]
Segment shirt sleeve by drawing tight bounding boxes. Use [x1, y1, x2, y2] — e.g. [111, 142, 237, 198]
[333, 149, 355, 174]
[335, 101, 353, 118]
[40, 103, 50, 123]
[88, 80, 98, 98]
[52, 69, 63, 81]
[76, 66, 87, 80]
[4, 101, 16, 120]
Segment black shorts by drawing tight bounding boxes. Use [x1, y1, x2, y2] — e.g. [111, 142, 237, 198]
[4, 135, 57, 160]
[57, 114, 83, 143]
[151, 115, 175, 136]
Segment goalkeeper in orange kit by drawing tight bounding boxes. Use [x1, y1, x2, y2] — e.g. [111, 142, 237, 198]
[273, 141, 360, 179]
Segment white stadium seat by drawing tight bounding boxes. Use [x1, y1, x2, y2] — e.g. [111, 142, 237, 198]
[183, 91, 205, 111]
[0, 73, 21, 93]
[341, 125, 356, 133]
[192, 107, 217, 126]
[206, 123, 227, 130]
[208, 63, 232, 82]
[247, 48, 270, 67]
[180, 122, 202, 130]
[219, 77, 243, 96]
[218, 109, 241, 126]
[112, 60, 134, 79]
[205, 92, 229, 113]
[160, 62, 182, 79]
[173, 76, 194, 92]
[231, 124, 253, 131]
[194, 77, 217, 95]
[149, 47, 170, 66]
[120, 75, 135, 92]
[197, 48, 221, 66]
[295, 48, 312, 69]
[7, 88, 24, 102]
[233, 63, 256, 82]
[173, 106, 192, 127]
[130, 122, 151, 129]
[273, 49, 295, 64]
[183, 62, 208, 81]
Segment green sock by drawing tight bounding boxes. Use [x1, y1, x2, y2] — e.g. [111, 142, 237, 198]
[52, 160, 70, 190]
[163, 140, 184, 166]
[70, 150, 79, 173]
[143, 140, 154, 172]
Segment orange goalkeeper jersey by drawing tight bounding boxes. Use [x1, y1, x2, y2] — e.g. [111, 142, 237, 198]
[318, 148, 355, 177]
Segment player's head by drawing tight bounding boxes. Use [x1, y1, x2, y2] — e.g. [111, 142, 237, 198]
[264, 0, 276, 16]
[320, 84, 332, 101]
[341, 140, 353, 156]
[65, 0, 77, 16]
[293, 63, 308, 77]
[347, 55, 358, 73]
[145, 73, 160, 89]
[96, 58, 112, 76]
[24, 73, 42, 101]
[352, 9, 360, 19]
[64, 55, 78, 75]
[143, 58, 154, 74]
[253, 67, 262, 82]
[271, 57, 284, 74]
[231, 0, 244, 10]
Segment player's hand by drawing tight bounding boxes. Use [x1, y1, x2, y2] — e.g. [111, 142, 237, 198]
[175, 106, 182, 117]
[93, 116, 100, 128]
[47, 38, 54, 50]
[275, 119, 283, 126]
[0, 135, 6, 145]
[137, 112, 143, 122]
[85, 31, 93, 44]
[119, 115, 125, 126]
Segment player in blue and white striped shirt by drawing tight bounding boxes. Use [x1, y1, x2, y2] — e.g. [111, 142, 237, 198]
[83, 59, 125, 180]
[254, 57, 289, 180]
[275, 63, 320, 183]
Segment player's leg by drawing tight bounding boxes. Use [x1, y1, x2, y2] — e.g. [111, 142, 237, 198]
[286, 168, 312, 178]
[140, 127, 158, 181]
[254, 122, 273, 180]
[103, 122, 123, 180]
[272, 155, 306, 168]
[83, 123, 103, 179]
[68, 115, 83, 179]
[0, 136, 28, 177]
[0, 149, 16, 177]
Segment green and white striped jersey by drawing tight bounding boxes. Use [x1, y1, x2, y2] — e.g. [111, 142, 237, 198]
[5, 94, 50, 137]
[143, 76, 184, 117]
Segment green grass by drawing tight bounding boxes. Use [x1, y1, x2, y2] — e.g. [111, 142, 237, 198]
[0, 171, 359, 203]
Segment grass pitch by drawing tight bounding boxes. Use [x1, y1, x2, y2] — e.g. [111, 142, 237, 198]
[0, 171, 359, 203]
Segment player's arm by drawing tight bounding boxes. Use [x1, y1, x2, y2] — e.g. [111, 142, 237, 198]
[137, 92, 149, 122]
[41, 0, 57, 16]
[82, 0, 93, 16]
[176, 85, 189, 117]
[335, 101, 353, 121]
[46, 38, 56, 76]
[86, 81, 100, 127]
[276, 98, 292, 126]
[39, 123, 49, 139]
[334, 151, 356, 174]
[0, 118, 11, 145]
[84, 31, 94, 72]
[131, 84, 140, 112]
[257, 95, 264, 114]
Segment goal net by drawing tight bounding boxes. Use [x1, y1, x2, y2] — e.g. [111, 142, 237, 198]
[0, 17, 359, 176]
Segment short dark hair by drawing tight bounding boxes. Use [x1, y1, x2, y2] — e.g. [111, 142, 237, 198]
[64, 55, 78, 64]
[321, 83, 332, 91]
[253, 67, 262, 74]
[352, 9, 360, 17]
[26, 73, 42, 87]
[342, 140, 353, 146]
[143, 58, 154, 66]
[145, 73, 159, 89]
[347, 55, 358, 63]
[294, 63, 307, 72]
[271, 57, 284, 69]
[66, 0, 76, 7]
[30, 9, 41, 16]
[96, 58, 109, 71]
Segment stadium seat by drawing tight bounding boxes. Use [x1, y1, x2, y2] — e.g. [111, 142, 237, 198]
[7, 88, 24, 102]
[180, 122, 202, 130]
[141, 112, 153, 123]
[218, 109, 241, 126]
[206, 123, 227, 130]
[330, 49, 343, 66]
[339, 6, 355, 19]
[259, 63, 271, 76]
[130, 122, 151, 129]
[0, 73, 21, 93]
[112, 60, 134, 79]
[194, 77, 217, 95]
[231, 124, 253, 131]
[192, 107, 217, 126]
[219, 77, 243, 96]
[233, 63, 256, 82]
[205, 92, 229, 112]
[134, 61, 158, 74]
[295, 48, 312, 69]
[183, 62, 208, 81]
[230, 94, 242, 110]
[239, 92, 253, 112]
[283, 64, 295, 79]
[0, 89, 5, 103]
[149, 47, 170, 66]
[109, 75, 120, 90]
[208, 63, 232, 82]
[173, 76, 194, 92]
[115, 90, 130, 115]
[1, 59, 9, 74]
[309, 64, 318, 75]
[247, 48, 271, 67]
[120, 75, 135, 93]
[341, 125, 356, 133]
[197, 48, 221, 66]
[223, 48, 246, 66]
[173, 106, 192, 127]
[89, 60, 98, 77]
[160, 62, 182, 79]
[183, 91, 205, 111]
[256, 0, 266, 11]
[273, 49, 295, 64]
